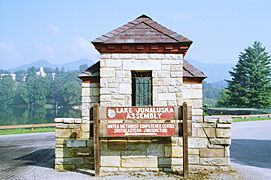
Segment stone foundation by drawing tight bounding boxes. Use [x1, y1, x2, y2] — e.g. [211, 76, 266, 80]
[97, 116, 231, 173]
[55, 118, 94, 171]
[55, 116, 231, 173]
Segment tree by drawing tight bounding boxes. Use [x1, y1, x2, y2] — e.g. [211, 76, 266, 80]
[0, 76, 16, 106]
[59, 81, 81, 105]
[217, 41, 271, 108]
[14, 82, 29, 105]
[15, 70, 26, 82]
[26, 76, 49, 107]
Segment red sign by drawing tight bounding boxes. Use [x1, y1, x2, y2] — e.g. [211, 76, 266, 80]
[106, 123, 175, 137]
[106, 106, 175, 120]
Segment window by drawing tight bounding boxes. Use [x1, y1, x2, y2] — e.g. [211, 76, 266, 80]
[132, 71, 152, 106]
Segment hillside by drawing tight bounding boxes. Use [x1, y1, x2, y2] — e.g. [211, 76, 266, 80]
[8, 59, 94, 73]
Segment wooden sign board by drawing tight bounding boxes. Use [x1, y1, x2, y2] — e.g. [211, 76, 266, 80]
[106, 106, 175, 120]
[106, 123, 176, 137]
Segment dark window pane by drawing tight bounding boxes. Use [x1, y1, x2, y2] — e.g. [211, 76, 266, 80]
[132, 71, 152, 106]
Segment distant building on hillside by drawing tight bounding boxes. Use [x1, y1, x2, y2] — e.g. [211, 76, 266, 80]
[36, 67, 46, 77]
[0, 73, 16, 80]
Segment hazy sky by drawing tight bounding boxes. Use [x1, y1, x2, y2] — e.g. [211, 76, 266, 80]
[1, 0, 271, 69]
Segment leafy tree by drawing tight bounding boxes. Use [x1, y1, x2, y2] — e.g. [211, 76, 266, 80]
[27, 67, 38, 77]
[14, 82, 29, 105]
[0, 76, 16, 106]
[59, 81, 81, 105]
[15, 70, 26, 82]
[217, 41, 271, 108]
[27, 76, 49, 107]
[0, 69, 10, 74]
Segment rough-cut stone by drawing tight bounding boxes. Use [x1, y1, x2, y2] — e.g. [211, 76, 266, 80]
[82, 88, 91, 96]
[55, 157, 84, 165]
[63, 118, 75, 124]
[217, 123, 232, 128]
[123, 60, 161, 70]
[204, 117, 218, 123]
[100, 53, 112, 59]
[101, 156, 121, 167]
[210, 138, 231, 145]
[225, 146, 230, 157]
[183, 88, 202, 99]
[158, 157, 171, 167]
[74, 118, 82, 124]
[170, 72, 182, 78]
[56, 124, 69, 128]
[218, 117, 232, 124]
[189, 149, 199, 155]
[158, 93, 176, 101]
[100, 68, 115, 77]
[161, 60, 180, 65]
[81, 124, 90, 132]
[195, 127, 216, 138]
[55, 129, 72, 138]
[188, 138, 208, 148]
[192, 84, 202, 89]
[119, 84, 131, 94]
[66, 140, 86, 148]
[172, 147, 183, 158]
[149, 54, 164, 59]
[200, 149, 225, 157]
[216, 128, 231, 138]
[200, 157, 229, 166]
[164, 54, 182, 60]
[55, 118, 64, 123]
[105, 60, 122, 67]
[146, 144, 165, 157]
[121, 157, 157, 168]
[189, 155, 200, 164]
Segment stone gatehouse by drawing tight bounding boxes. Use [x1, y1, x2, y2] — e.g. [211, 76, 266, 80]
[55, 15, 231, 174]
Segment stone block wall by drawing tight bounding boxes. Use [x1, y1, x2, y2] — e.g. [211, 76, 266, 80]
[54, 116, 231, 173]
[98, 116, 231, 173]
[99, 53, 183, 107]
[82, 81, 100, 126]
[55, 118, 94, 171]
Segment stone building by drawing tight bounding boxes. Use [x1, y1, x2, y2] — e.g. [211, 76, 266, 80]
[55, 15, 231, 174]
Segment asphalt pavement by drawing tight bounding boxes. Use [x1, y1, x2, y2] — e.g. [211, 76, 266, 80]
[231, 120, 271, 180]
[0, 120, 271, 179]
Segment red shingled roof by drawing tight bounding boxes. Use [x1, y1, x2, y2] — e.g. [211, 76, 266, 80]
[92, 15, 192, 44]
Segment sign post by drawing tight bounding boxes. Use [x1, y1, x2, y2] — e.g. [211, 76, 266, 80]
[93, 103, 100, 176]
[182, 102, 189, 178]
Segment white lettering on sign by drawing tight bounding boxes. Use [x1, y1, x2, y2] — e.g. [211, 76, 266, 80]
[107, 106, 175, 120]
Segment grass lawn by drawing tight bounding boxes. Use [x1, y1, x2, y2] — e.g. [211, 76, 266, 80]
[233, 117, 271, 122]
[0, 127, 55, 135]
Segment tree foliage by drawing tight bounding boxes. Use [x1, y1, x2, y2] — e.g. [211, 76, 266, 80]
[217, 42, 271, 108]
[0, 76, 16, 106]
[0, 66, 83, 108]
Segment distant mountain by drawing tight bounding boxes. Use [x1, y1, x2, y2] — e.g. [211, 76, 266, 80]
[187, 59, 234, 83]
[8, 58, 234, 82]
[211, 80, 228, 89]
[9, 59, 94, 73]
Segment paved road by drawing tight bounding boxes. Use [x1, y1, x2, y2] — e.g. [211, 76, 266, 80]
[231, 120, 271, 180]
[0, 121, 271, 179]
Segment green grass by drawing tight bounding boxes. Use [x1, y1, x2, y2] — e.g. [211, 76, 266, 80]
[0, 127, 55, 135]
[233, 117, 271, 122]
